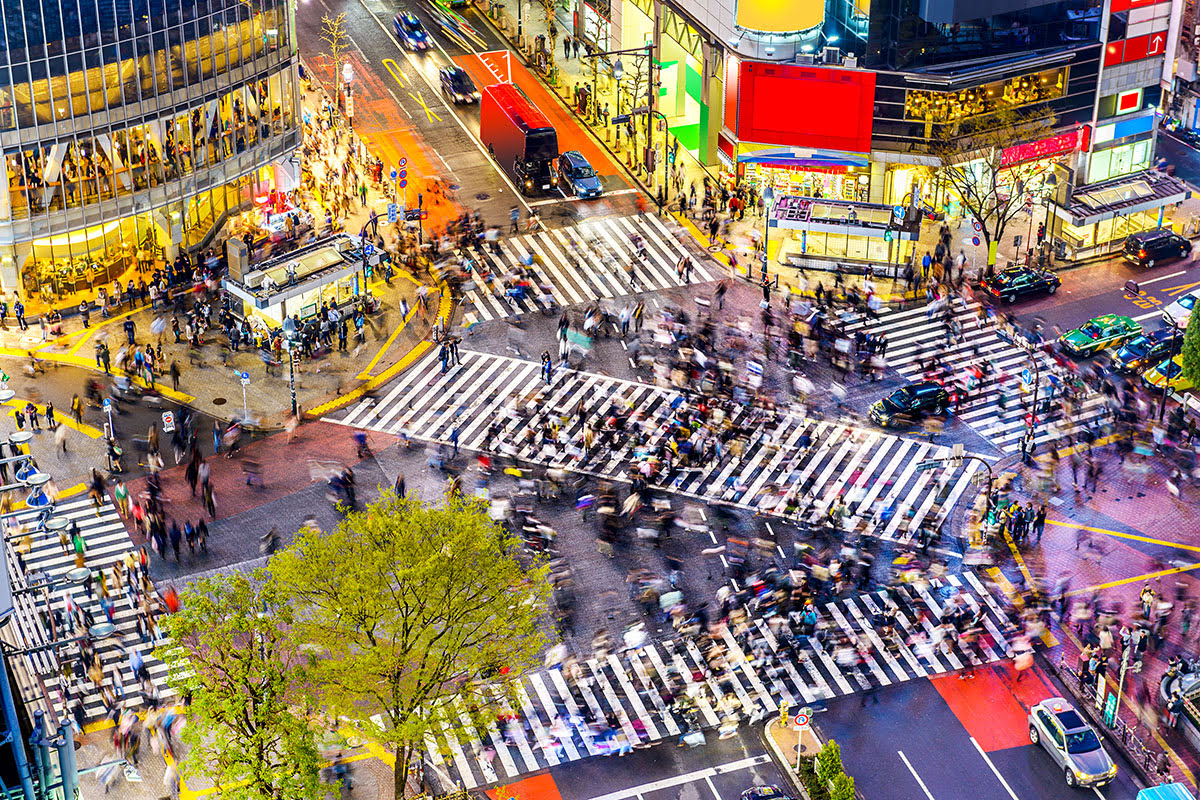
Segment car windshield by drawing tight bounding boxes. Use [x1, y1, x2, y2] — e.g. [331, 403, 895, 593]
[889, 388, 915, 406]
[404, 17, 423, 31]
[1180, 295, 1197, 310]
[1121, 337, 1150, 357]
[1065, 729, 1102, 754]
[1079, 322, 1104, 339]
[450, 72, 473, 91]
[1161, 360, 1183, 379]
[572, 164, 596, 178]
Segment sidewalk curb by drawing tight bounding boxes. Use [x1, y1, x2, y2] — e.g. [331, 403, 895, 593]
[306, 285, 454, 419]
[760, 721, 818, 800]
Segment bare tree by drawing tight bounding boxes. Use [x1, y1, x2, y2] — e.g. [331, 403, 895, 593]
[929, 104, 1059, 266]
[320, 12, 350, 84]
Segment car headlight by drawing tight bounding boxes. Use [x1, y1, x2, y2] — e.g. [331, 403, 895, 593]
[1075, 770, 1088, 780]
[1107, 765, 1117, 776]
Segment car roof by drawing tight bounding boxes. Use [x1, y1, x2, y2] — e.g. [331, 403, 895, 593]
[562, 150, 589, 166]
[401, 12, 420, 22]
[1130, 227, 1177, 241]
[1054, 708, 1089, 731]
[1148, 327, 1178, 343]
[443, 65, 465, 75]
[908, 380, 942, 392]
[741, 786, 788, 800]
[1087, 314, 1127, 326]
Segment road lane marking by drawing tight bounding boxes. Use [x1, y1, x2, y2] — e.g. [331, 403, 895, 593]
[407, 89, 442, 122]
[1136, 269, 1187, 286]
[704, 776, 722, 800]
[583, 754, 772, 800]
[1132, 310, 1162, 321]
[1165, 279, 1200, 296]
[1046, 518, 1200, 553]
[970, 737, 1020, 800]
[898, 751, 936, 800]
[356, 0, 532, 212]
[1065, 559, 1200, 597]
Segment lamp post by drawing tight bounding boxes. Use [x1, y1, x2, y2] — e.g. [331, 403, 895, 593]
[1042, 171, 1059, 266]
[282, 317, 299, 417]
[613, 58, 623, 148]
[762, 185, 775, 281]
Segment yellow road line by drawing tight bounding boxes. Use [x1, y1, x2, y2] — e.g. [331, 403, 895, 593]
[3, 401, 103, 438]
[357, 298, 427, 379]
[1065, 560, 1200, 597]
[986, 566, 1059, 646]
[307, 340, 434, 418]
[1054, 432, 1124, 458]
[1045, 518, 1200, 553]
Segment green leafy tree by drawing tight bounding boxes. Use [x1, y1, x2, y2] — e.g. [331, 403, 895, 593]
[270, 493, 554, 799]
[815, 739, 843, 784]
[157, 570, 322, 800]
[1181, 305, 1200, 388]
[830, 772, 856, 800]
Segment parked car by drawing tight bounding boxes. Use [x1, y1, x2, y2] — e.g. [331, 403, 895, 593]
[1111, 327, 1182, 373]
[1163, 289, 1200, 328]
[1123, 227, 1191, 267]
[1059, 314, 1142, 357]
[556, 150, 604, 199]
[741, 787, 793, 800]
[439, 65, 479, 103]
[1142, 355, 1196, 393]
[1028, 697, 1117, 788]
[869, 380, 952, 427]
[393, 13, 431, 50]
[981, 265, 1061, 303]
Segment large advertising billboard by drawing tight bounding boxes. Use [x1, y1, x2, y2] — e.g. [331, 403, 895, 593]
[735, 0, 823, 33]
[736, 62, 876, 152]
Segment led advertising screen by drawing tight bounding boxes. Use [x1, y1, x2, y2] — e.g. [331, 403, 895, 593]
[735, 0, 823, 33]
[736, 63, 875, 153]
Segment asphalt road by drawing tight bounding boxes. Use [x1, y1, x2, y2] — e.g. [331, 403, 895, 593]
[821, 661, 1144, 800]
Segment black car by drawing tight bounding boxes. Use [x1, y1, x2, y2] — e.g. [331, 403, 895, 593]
[439, 65, 479, 103]
[981, 265, 1061, 303]
[1123, 227, 1191, 267]
[1111, 327, 1182, 373]
[869, 380, 952, 427]
[741, 787, 793, 800]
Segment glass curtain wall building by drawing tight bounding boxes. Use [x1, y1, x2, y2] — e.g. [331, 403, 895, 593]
[0, 0, 299, 305]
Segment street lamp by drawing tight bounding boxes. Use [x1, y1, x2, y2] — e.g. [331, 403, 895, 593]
[282, 317, 299, 417]
[762, 185, 775, 281]
[1042, 171, 1059, 266]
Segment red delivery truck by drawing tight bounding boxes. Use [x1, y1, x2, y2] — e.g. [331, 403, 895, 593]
[480, 82, 559, 195]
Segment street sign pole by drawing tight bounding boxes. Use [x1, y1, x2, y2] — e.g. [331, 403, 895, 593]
[240, 371, 250, 422]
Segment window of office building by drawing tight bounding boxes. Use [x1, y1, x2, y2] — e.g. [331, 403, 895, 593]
[904, 68, 1067, 124]
[1088, 139, 1150, 183]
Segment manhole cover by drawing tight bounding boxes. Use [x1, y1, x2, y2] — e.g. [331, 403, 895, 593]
[449, 184, 461, 191]
[212, 397, 227, 406]
[475, 192, 490, 201]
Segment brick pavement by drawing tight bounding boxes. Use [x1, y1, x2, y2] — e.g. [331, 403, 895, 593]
[117, 421, 398, 529]
[998, 439, 1200, 788]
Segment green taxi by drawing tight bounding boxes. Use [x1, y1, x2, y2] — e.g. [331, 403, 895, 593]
[1059, 314, 1142, 358]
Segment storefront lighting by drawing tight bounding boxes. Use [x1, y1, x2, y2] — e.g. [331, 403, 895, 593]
[800, 44, 812, 52]
[765, 46, 775, 55]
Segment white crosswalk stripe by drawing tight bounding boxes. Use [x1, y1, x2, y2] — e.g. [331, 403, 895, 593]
[3, 497, 175, 723]
[848, 301, 1113, 453]
[336, 350, 981, 546]
[461, 215, 716, 324]
[420, 572, 1012, 789]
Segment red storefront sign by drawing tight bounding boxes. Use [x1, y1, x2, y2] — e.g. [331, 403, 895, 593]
[1000, 128, 1089, 168]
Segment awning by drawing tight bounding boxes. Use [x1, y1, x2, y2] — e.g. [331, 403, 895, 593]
[1058, 169, 1191, 226]
[737, 147, 870, 170]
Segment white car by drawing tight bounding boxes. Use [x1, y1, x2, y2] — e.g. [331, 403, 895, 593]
[1163, 290, 1200, 328]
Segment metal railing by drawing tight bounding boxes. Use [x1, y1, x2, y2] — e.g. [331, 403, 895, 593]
[1057, 656, 1168, 777]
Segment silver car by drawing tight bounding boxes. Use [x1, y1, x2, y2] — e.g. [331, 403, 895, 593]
[1028, 698, 1117, 788]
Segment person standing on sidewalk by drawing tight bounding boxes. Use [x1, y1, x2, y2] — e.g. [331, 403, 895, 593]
[563, 34, 571, 60]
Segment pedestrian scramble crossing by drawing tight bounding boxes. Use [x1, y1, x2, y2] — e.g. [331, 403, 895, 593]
[421, 570, 1013, 789]
[461, 214, 717, 324]
[336, 349, 984, 545]
[1, 496, 172, 723]
[847, 301, 1110, 453]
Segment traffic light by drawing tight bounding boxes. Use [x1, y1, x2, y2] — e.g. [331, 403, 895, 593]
[884, 229, 893, 242]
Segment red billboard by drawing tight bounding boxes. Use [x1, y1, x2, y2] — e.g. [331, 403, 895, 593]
[1000, 128, 1089, 168]
[735, 62, 875, 152]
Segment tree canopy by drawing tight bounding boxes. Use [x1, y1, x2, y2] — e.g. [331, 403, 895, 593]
[157, 569, 323, 800]
[929, 105, 1059, 264]
[269, 493, 554, 798]
[1182, 305, 1200, 388]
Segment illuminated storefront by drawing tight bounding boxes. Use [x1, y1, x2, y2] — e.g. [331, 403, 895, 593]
[770, 196, 918, 274]
[904, 67, 1068, 124]
[1053, 172, 1190, 259]
[0, 0, 301, 308]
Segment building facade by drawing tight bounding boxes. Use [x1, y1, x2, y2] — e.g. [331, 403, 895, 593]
[568, 0, 1185, 262]
[0, 0, 301, 306]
